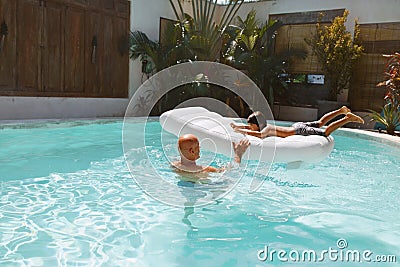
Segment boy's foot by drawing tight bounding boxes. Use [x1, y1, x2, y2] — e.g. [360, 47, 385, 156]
[346, 112, 364, 124]
[340, 106, 351, 114]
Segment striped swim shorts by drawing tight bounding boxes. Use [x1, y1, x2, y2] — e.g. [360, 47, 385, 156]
[291, 121, 326, 137]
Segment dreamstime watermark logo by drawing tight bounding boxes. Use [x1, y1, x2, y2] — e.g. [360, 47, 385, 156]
[122, 61, 275, 207]
[257, 238, 397, 263]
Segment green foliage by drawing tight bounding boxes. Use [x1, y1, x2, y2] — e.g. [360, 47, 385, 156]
[368, 104, 400, 135]
[369, 52, 400, 135]
[128, 31, 160, 73]
[129, 1, 246, 115]
[169, 0, 244, 61]
[377, 52, 400, 108]
[129, 21, 195, 73]
[225, 9, 307, 105]
[306, 10, 364, 100]
[129, 0, 245, 72]
[128, 4, 306, 111]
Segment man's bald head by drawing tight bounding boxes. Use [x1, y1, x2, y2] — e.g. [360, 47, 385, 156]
[178, 134, 200, 161]
[178, 134, 198, 148]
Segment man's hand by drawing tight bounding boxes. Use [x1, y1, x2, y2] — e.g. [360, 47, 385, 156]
[232, 139, 250, 163]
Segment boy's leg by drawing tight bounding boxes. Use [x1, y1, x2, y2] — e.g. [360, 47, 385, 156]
[324, 112, 364, 136]
[318, 106, 351, 127]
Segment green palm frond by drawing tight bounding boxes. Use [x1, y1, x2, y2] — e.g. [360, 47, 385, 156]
[226, 13, 306, 105]
[169, 0, 244, 61]
[368, 104, 400, 135]
[237, 9, 259, 36]
[128, 30, 159, 61]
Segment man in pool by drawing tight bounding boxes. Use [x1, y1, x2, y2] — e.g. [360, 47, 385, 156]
[230, 106, 364, 138]
[172, 134, 250, 173]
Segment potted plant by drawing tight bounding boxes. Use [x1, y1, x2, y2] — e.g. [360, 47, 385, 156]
[306, 10, 363, 107]
[369, 52, 400, 135]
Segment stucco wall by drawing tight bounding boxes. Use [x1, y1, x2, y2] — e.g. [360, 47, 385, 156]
[129, 0, 174, 98]
[265, 0, 400, 23]
[128, 0, 192, 98]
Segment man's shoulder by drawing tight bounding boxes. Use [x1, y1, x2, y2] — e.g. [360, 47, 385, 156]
[171, 161, 199, 172]
[171, 161, 180, 168]
[171, 161, 220, 173]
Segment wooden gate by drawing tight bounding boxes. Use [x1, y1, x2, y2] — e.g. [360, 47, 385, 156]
[0, 0, 129, 98]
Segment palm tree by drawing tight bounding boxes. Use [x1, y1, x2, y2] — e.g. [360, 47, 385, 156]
[129, 0, 245, 70]
[169, 0, 244, 61]
[128, 0, 247, 114]
[129, 23, 194, 73]
[128, 30, 161, 73]
[227, 9, 307, 105]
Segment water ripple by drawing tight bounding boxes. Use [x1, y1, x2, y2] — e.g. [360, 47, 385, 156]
[0, 121, 399, 266]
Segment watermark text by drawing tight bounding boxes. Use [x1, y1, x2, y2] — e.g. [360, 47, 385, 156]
[257, 238, 397, 263]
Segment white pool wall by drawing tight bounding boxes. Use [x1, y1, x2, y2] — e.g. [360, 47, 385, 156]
[0, 97, 129, 120]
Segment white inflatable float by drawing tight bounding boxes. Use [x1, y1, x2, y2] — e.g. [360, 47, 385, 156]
[160, 107, 334, 164]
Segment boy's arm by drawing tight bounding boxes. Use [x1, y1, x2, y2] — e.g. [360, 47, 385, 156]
[233, 128, 263, 139]
[230, 122, 250, 130]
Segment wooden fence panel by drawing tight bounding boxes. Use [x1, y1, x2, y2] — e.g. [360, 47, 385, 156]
[276, 24, 325, 74]
[0, 0, 129, 98]
[271, 9, 344, 76]
[64, 6, 85, 93]
[112, 16, 129, 97]
[102, 14, 114, 97]
[84, 11, 103, 95]
[0, 0, 17, 91]
[349, 22, 400, 110]
[42, 0, 64, 92]
[17, 0, 42, 92]
[272, 10, 399, 111]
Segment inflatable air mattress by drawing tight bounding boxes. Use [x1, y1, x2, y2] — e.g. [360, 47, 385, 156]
[160, 107, 334, 163]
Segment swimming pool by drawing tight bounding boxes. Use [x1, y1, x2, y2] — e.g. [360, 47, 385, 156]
[0, 119, 399, 266]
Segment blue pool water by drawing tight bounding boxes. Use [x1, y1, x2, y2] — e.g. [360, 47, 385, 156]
[0, 120, 399, 266]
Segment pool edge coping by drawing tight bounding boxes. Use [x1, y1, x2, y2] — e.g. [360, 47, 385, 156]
[334, 127, 400, 147]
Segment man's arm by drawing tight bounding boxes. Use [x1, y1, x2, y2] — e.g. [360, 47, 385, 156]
[232, 139, 250, 163]
[203, 166, 223, 172]
[204, 139, 250, 171]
